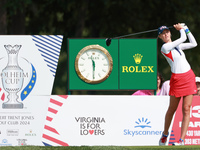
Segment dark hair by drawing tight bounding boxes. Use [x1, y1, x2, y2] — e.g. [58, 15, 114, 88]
[158, 72, 164, 89]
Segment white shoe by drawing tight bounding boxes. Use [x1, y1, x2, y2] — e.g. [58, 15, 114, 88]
[172, 139, 184, 146]
[159, 132, 168, 146]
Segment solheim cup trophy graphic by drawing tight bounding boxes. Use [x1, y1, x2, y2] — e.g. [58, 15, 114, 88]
[1, 45, 24, 109]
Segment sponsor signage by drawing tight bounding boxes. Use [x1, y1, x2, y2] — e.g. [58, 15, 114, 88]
[169, 96, 200, 145]
[124, 117, 162, 137]
[0, 139, 12, 146]
[68, 39, 119, 90]
[75, 117, 106, 136]
[119, 39, 157, 90]
[68, 39, 157, 90]
[0, 35, 63, 146]
[42, 95, 169, 146]
[1, 94, 200, 146]
[7, 129, 19, 136]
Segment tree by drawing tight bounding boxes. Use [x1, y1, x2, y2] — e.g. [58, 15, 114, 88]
[0, 0, 7, 34]
[1, 0, 200, 95]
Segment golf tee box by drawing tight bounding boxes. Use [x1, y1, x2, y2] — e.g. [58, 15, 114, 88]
[68, 38, 157, 90]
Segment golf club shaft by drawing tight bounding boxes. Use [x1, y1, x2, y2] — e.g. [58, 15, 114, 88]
[113, 26, 173, 39]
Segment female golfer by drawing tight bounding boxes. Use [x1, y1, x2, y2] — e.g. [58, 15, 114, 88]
[158, 23, 197, 146]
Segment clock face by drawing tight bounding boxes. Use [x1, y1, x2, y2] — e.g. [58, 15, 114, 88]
[75, 45, 113, 84]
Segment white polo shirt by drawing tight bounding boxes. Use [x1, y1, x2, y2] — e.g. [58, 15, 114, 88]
[161, 29, 197, 74]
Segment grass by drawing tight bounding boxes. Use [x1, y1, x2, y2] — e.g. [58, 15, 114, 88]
[1, 146, 200, 150]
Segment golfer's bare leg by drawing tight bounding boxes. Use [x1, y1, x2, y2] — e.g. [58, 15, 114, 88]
[163, 96, 181, 135]
[181, 95, 193, 140]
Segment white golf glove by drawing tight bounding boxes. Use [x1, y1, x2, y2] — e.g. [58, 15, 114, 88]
[180, 23, 185, 27]
[180, 23, 190, 34]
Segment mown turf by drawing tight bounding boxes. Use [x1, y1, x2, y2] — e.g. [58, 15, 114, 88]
[1, 146, 200, 150]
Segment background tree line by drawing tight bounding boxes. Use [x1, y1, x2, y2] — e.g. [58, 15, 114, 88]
[0, 0, 200, 95]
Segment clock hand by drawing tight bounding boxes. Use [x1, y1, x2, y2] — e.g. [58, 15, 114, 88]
[91, 57, 95, 79]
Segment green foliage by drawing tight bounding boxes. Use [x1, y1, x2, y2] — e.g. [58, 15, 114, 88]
[2, 0, 200, 94]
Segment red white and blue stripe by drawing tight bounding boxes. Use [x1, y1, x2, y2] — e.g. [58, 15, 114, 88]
[31, 35, 63, 77]
[42, 95, 69, 146]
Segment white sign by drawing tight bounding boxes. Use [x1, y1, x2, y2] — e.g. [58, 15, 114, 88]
[0, 35, 63, 146]
[0, 35, 63, 108]
[42, 95, 171, 146]
[0, 96, 50, 146]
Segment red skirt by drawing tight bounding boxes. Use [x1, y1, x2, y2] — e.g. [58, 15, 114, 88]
[169, 69, 197, 97]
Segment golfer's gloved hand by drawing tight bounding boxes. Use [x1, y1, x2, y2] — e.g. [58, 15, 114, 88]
[180, 23, 185, 27]
[183, 25, 188, 30]
[180, 23, 190, 34]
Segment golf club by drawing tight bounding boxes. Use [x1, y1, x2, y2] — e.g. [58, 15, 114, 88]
[106, 25, 175, 46]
